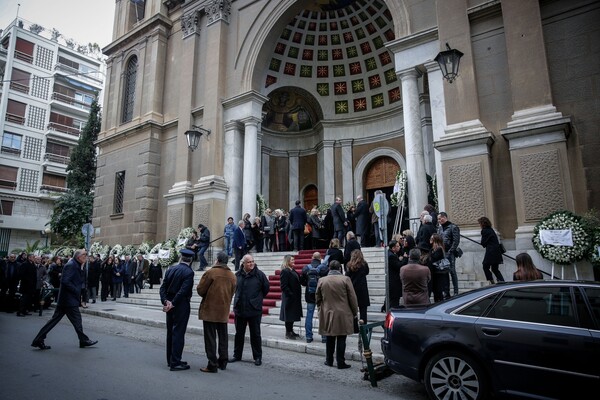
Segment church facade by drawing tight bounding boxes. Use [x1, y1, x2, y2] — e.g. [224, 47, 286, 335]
[93, 0, 599, 273]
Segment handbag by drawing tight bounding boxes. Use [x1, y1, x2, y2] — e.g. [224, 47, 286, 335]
[353, 316, 359, 334]
[433, 258, 451, 272]
[304, 223, 312, 235]
[499, 243, 507, 254]
[453, 247, 463, 258]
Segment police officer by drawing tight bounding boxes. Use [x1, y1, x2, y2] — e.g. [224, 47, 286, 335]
[159, 248, 195, 371]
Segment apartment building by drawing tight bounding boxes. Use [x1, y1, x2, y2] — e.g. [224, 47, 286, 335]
[0, 17, 105, 256]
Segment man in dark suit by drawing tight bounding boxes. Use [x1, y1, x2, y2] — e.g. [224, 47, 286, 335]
[196, 224, 211, 271]
[31, 249, 98, 350]
[288, 200, 308, 251]
[232, 220, 246, 271]
[354, 195, 370, 246]
[330, 196, 348, 246]
[17, 254, 37, 316]
[160, 248, 195, 371]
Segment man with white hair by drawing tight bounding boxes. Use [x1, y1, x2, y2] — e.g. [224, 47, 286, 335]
[416, 211, 436, 251]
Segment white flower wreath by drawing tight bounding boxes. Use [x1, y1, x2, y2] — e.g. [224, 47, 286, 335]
[391, 169, 407, 207]
[159, 239, 179, 267]
[110, 244, 123, 258]
[532, 210, 589, 265]
[178, 227, 196, 241]
[89, 242, 103, 255]
[137, 241, 152, 255]
[122, 244, 136, 256]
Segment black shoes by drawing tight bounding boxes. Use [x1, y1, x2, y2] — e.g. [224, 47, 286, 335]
[200, 367, 218, 373]
[324, 361, 333, 367]
[306, 338, 313, 343]
[338, 363, 351, 369]
[31, 340, 51, 350]
[254, 358, 262, 366]
[285, 332, 297, 340]
[167, 361, 188, 368]
[170, 364, 190, 371]
[228, 357, 241, 363]
[79, 339, 98, 348]
[218, 361, 227, 370]
[17, 312, 31, 317]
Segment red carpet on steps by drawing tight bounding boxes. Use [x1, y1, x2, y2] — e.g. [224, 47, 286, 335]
[228, 249, 327, 323]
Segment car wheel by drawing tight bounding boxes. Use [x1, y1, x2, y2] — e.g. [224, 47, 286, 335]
[424, 351, 488, 400]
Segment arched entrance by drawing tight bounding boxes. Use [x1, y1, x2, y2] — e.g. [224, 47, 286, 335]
[303, 184, 318, 210]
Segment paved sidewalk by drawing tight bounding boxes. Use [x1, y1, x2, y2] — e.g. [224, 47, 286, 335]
[81, 301, 385, 364]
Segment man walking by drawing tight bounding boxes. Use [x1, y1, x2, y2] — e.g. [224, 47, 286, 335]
[300, 252, 328, 343]
[197, 251, 236, 372]
[196, 223, 211, 271]
[31, 249, 98, 350]
[134, 254, 149, 292]
[438, 211, 461, 296]
[230, 254, 269, 366]
[330, 197, 348, 247]
[232, 220, 246, 271]
[354, 195, 369, 246]
[289, 200, 308, 251]
[160, 248, 195, 371]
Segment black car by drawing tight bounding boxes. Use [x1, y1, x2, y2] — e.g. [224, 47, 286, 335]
[381, 280, 600, 400]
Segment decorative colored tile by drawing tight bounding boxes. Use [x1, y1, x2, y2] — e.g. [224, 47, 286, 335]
[367, 6, 377, 16]
[297, 20, 306, 30]
[300, 65, 313, 78]
[302, 49, 314, 61]
[318, 50, 329, 61]
[288, 47, 299, 58]
[308, 22, 317, 31]
[317, 65, 329, 78]
[365, 57, 378, 71]
[373, 36, 384, 50]
[265, 75, 277, 88]
[374, 0, 384, 8]
[332, 48, 344, 60]
[320, 22, 327, 31]
[340, 20, 349, 29]
[290, 18, 298, 27]
[360, 42, 372, 55]
[371, 93, 385, 108]
[302, 10, 310, 18]
[384, 29, 395, 41]
[385, 68, 398, 84]
[375, 16, 387, 29]
[388, 87, 401, 103]
[333, 64, 345, 77]
[343, 31, 354, 43]
[269, 58, 281, 72]
[355, 28, 365, 39]
[281, 29, 291, 40]
[293, 32, 303, 43]
[317, 83, 329, 96]
[351, 16, 359, 26]
[369, 74, 382, 89]
[330, 21, 338, 30]
[305, 34, 315, 45]
[334, 82, 347, 95]
[331, 34, 341, 45]
[351, 79, 365, 93]
[284, 62, 296, 75]
[366, 23, 376, 34]
[384, 9, 392, 21]
[275, 43, 286, 55]
[349, 61, 362, 75]
[359, 12, 368, 21]
[354, 97, 367, 112]
[379, 51, 392, 65]
[335, 100, 349, 114]
[319, 35, 328, 45]
[346, 46, 358, 58]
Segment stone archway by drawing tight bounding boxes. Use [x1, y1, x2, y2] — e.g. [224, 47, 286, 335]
[303, 184, 318, 210]
[354, 147, 405, 197]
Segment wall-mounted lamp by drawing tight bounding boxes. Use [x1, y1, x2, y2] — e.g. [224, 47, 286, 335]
[184, 125, 211, 151]
[435, 43, 464, 84]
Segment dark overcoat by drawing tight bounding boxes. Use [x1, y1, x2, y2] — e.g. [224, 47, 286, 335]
[481, 226, 504, 265]
[279, 267, 303, 322]
[346, 262, 370, 308]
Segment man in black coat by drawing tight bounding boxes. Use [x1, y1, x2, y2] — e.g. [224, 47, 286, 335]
[1, 253, 20, 312]
[330, 196, 348, 246]
[288, 200, 308, 251]
[438, 212, 461, 296]
[17, 254, 37, 316]
[160, 248, 195, 371]
[343, 231, 362, 273]
[196, 224, 211, 271]
[31, 249, 98, 350]
[230, 254, 270, 366]
[354, 195, 370, 246]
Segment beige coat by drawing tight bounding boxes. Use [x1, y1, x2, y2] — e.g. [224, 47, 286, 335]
[316, 272, 359, 336]
[197, 263, 236, 323]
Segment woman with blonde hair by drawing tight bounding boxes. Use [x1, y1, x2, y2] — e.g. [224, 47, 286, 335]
[428, 233, 449, 302]
[345, 249, 370, 323]
[325, 238, 344, 266]
[513, 253, 543, 281]
[279, 255, 302, 339]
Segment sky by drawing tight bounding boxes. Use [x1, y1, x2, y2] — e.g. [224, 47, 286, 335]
[0, 0, 116, 48]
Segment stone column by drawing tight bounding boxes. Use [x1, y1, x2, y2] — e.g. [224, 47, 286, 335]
[223, 120, 244, 220]
[288, 151, 300, 207]
[399, 68, 428, 220]
[339, 139, 354, 202]
[317, 140, 335, 204]
[261, 148, 271, 206]
[241, 117, 260, 216]
[424, 61, 447, 212]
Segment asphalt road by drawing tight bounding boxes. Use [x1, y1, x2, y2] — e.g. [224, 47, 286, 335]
[0, 311, 427, 400]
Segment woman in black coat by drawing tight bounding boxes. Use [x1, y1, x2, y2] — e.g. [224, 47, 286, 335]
[428, 233, 449, 302]
[383, 239, 403, 311]
[478, 216, 505, 284]
[345, 249, 370, 323]
[100, 256, 114, 302]
[325, 238, 344, 266]
[148, 260, 162, 289]
[279, 255, 303, 339]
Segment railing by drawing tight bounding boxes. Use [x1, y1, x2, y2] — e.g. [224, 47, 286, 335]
[44, 153, 70, 164]
[14, 50, 33, 64]
[51, 92, 92, 111]
[10, 81, 29, 94]
[204, 235, 226, 267]
[40, 184, 68, 193]
[47, 122, 81, 137]
[0, 179, 17, 190]
[5, 113, 25, 125]
[55, 63, 104, 83]
[1, 146, 21, 156]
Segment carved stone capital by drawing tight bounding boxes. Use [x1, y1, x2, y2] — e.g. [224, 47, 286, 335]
[181, 10, 201, 38]
[206, 0, 232, 26]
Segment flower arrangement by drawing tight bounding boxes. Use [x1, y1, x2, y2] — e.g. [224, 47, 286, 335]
[90, 242, 103, 256]
[178, 227, 195, 242]
[54, 246, 74, 258]
[391, 169, 407, 207]
[343, 201, 354, 213]
[137, 241, 152, 255]
[99, 245, 110, 260]
[159, 239, 179, 267]
[122, 244, 136, 256]
[109, 244, 123, 258]
[257, 194, 269, 217]
[532, 210, 589, 265]
[581, 210, 600, 265]
[150, 243, 162, 254]
[317, 203, 331, 214]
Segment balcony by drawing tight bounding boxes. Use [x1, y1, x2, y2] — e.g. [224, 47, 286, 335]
[14, 50, 33, 64]
[47, 121, 81, 139]
[4, 112, 25, 125]
[50, 92, 91, 116]
[0, 179, 17, 190]
[54, 62, 104, 88]
[10, 81, 29, 95]
[40, 184, 68, 194]
[44, 153, 70, 165]
[1, 146, 21, 157]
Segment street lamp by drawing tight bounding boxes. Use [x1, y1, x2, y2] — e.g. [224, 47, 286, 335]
[184, 125, 211, 151]
[435, 43, 464, 84]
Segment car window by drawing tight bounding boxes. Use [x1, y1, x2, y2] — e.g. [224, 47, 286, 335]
[457, 294, 497, 317]
[581, 287, 600, 328]
[484, 286, 578, 328]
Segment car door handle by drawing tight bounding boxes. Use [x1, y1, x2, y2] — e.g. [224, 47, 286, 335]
[481, 327, 502, 336]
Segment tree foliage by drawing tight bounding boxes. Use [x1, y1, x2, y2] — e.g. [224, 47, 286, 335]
[48, 96, 101, 242]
